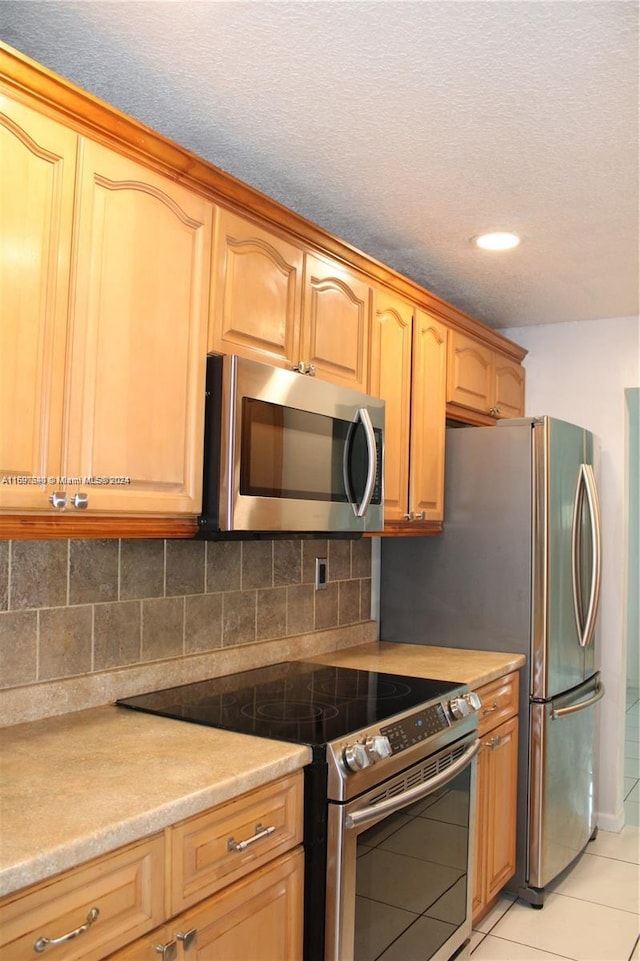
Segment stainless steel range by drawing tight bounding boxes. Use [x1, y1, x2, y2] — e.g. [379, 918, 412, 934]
[117, 660, 481, 961]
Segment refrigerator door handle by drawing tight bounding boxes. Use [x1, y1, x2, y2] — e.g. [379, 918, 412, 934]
[571, 463, 602, 648]
[551, 681, 605, 719]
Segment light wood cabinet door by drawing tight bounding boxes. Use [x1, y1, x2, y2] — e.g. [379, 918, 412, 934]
[170, 771, 303, 914]
[493, 354, 525, 419]
[111, 849, 304, 961]
[302, 253, 370, 391]
[447, 329, 525, 422]
[0, 835, 165, 961]
[209, 208, 303, 370]
[370, 296, 447, 528]
[370, 289, 413, 523]
[472, 673, 519, 925]
[484, 715, 519, 901]
[410, 310, 447, 522]
[0, 94, 76, 511]
[63, 139, 213, 514]
[447, 330, 493, 415]
[179, 848, 303, 961]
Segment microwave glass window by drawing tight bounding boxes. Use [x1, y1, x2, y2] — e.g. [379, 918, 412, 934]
[240, 398, 377, 504]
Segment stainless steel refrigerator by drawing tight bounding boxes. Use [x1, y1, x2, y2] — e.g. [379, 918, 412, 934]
[380, 416, 604, 905]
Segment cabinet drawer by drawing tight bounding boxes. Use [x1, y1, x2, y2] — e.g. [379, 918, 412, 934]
[169, 772, 303, 914]
[475, 672, 519, 736]
[0, 835, 165, 961]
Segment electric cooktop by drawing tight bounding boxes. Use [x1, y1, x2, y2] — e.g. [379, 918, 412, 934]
[116, 660, 462, 748]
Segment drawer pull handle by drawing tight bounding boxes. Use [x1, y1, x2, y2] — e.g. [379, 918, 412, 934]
[176, 929, 198, 951]
[227, 822, 276, 852]
[154, 941, 177, 961]
[34, 907, 99, 953]
[482, 703, 499, 714]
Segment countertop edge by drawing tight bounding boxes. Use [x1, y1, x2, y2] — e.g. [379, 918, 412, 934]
[0, 741, 310, 899]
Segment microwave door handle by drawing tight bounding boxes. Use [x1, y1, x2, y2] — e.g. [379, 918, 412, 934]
[355, 408, 378, 518]
[342, 408, 377, 518]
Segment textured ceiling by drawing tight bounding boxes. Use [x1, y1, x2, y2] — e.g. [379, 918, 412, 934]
[2, 1, 638, 329]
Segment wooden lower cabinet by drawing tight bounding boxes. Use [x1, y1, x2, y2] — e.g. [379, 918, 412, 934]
[109, 848, 304, 961]
[0, 774, 304, 961]
[472, 673, 520, 924]
[0, 835, 165, 961]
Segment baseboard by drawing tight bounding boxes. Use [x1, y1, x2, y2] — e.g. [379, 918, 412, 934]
[597, 808, 626, 833]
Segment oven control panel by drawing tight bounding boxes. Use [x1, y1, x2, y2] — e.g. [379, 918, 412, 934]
[381, 702, 450, 755]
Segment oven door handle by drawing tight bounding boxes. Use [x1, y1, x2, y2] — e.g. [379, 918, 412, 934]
[345, 737, 481, 830]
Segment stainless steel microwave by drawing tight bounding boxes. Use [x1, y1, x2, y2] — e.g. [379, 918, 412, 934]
[197, 354, 384, 537]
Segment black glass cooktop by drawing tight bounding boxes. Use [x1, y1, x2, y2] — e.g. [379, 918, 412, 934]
[116, 661, 462, 747]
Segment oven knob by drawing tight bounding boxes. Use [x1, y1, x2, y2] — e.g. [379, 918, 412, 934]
[365, 735, 392, 762]
[448, 696, 471, 720]
[465, 692, 482, 712]
[343, 742, 371, 772]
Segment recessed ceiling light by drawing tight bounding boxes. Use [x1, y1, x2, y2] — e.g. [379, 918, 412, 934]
[474, 232, 521, 251]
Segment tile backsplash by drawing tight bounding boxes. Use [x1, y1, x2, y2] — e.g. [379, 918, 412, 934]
[0, 537, 372, 696]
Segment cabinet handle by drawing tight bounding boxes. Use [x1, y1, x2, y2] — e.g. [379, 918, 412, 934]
[403, 511, 426, 522]
[34, 907, 99, 952]
[48, 491, 67, 510]
[71, 493, 89, 509]
[155, 941, 177, 961]
[482, 703, 499, 715]
[291, 361, 316, 376]
[176, 929, 198, 951]
[487, 735, 504, 750]
[489, 406, 502, 417]
[227, 822, 276, 852]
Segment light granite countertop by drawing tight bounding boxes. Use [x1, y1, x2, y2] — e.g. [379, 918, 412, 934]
[311, 641, 526, 689]
[0, 705, 310, 898]
[0, 642, 524, 900]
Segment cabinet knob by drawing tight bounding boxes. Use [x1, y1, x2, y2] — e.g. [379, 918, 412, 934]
[489, 406, 502, 417]
[403, 511, 426, 522]
[49, 491, 67, 510]
[176, 929, 198, 951]
[71, 492, 89, 509]
[292, 361, 317, 376]
[155, 941, 177, 961]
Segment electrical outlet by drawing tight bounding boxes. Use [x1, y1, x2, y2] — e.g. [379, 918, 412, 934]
[315, 557, 328, 590]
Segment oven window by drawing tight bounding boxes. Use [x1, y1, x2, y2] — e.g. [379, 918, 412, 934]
[353, 767, 471, 961]
[240, 398, 378, 504]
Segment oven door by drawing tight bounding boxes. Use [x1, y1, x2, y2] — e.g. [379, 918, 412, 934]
[203, 353, 384, 534]
[325, 733, 479, 961]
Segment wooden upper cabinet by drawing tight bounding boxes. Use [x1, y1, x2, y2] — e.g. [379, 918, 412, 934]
[494, 354, 526, 419]
[0, 95, 76, 511]
[370, 289, 413, 523]
[63, 140, 213, 514]
[447, 331, 493, 414]
[302, 253, 370, 391]
[410, 310, 448, 522]
[370, 292, 447, 529]
[447, 329, 524, 422]
[209, 207, 303, 370]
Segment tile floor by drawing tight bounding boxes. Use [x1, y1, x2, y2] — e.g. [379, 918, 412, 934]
[468, 686, 640, 961]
